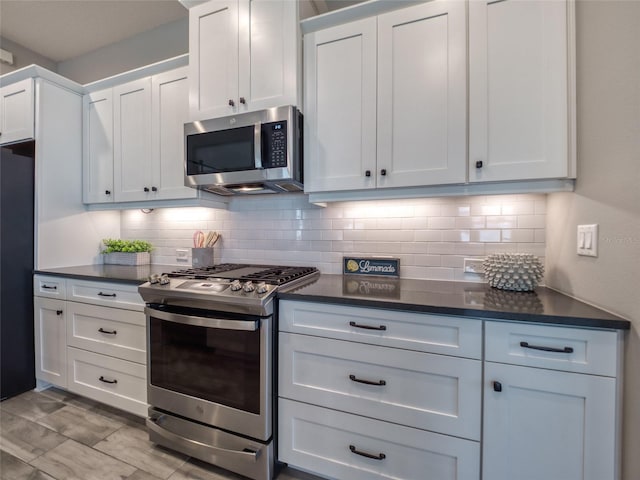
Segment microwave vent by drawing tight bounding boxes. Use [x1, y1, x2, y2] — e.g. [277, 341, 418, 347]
[204, 185, 234, 196]
[274, 183, 303, 192]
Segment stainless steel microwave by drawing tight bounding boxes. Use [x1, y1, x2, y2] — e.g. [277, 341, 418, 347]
[184, 106, 303, 196]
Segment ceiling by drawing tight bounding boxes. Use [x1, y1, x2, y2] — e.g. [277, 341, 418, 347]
[0, 0, 364, 65]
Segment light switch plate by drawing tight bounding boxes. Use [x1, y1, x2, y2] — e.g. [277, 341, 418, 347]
[577, 224, 598, 257]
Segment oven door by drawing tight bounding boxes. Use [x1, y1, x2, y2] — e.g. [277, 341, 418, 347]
[146, 306, 272, 441]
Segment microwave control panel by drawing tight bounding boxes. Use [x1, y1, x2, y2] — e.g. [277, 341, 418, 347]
[261, 121, 288, 169]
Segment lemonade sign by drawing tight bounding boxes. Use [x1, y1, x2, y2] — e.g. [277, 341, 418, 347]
[343, 257, 400, 277]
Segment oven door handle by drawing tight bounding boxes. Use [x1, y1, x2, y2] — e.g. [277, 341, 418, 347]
[145, 307, 258, 331]
[147, 415, 259, 460]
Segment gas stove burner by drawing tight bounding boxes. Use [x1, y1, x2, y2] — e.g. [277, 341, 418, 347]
[167, 263, 319, 285]
[168, 263, 246, 278]
[237, 266, 320, 285]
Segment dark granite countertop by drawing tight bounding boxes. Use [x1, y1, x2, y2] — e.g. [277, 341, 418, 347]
[34, 264, 176, 286]
[278, 274, 630, 330]
[34, 266, 630, 330]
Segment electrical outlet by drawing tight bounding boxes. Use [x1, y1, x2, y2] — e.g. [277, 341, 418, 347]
[176, 248, 189, 262]
[464, 258, 485, 274]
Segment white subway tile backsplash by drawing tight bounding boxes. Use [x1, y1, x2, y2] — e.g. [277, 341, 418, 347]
[121, 193, 547, 282]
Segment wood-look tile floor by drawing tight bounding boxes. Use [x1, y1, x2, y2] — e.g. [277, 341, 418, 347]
[0, 388, 323, 480]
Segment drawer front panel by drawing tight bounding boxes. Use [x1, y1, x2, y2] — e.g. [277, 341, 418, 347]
[279, 398, 480, 480]
[67, 347, 147, 417]
[485, 321, 618, 376]
[279, 333, 481, 440]
[66, 302, 146, 364]
[279, 300, 482, 359]
[67, 279, 144, 311]
[34, 275, 67, 299]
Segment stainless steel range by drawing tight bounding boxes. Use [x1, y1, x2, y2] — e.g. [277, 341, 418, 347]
[139, 264, 319, 480]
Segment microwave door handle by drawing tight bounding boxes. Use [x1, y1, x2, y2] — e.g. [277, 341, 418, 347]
[145, 307, 258, 331]
[254, 123, 262, 169]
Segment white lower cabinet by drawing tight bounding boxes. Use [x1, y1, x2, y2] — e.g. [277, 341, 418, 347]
[483, 362, 616, 480]
[279, 398, 480, 480]
[483, 321, 621, 480]
[34, 297, 67, 388]
[67, 347, 147, 417]
[278, 301, 623, 480]
[278, 300, 481, 480]
[33, 275, 147, 416]
[279, 332, 481, 440]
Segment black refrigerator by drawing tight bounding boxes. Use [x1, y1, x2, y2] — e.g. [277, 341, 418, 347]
[0, 141, 36, 400]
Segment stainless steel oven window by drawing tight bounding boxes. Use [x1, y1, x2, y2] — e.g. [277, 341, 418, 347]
[145, 306, 272, 441]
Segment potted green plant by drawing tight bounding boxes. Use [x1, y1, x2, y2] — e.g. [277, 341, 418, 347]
[101, 239, 153, 266]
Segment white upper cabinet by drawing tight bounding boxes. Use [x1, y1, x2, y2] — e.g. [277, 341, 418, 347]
[83, 89, 114, 204]
[304, 18, 377, 192]
[304, 0, 467, 194]
[189, 0, 300, 120]
[0, 78, 35, 145]
[82, 62, 226, 207]
[113, 77, 153, 202]
[469, 0, 575, 182]
[151, 67, 197, 200]
[377, 1, 467, 188]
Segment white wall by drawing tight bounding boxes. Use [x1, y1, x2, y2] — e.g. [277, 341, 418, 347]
[121, 193, 547, 281]
[545, 1, 640, 477]
[56, 18, 188, 84]
[0, 37, 57, 75]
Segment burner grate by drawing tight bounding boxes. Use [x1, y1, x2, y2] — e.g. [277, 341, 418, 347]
[167, 264, 318, 285]
[239, 266, 319, 285]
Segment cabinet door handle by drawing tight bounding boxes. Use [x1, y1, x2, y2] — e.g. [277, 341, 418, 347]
[105, 190, 111, 195]
[349, 445, 386, 460]
[519, 341, 574, 354]
[98, 328, 117, 335]
[476, 160, 483, 168]
[380, 169, 387, 176]
[349, 374, 386, 386]
[144, 187, 150, 192]
[365, 170, 371, 177]
[42, 284, 57, 290]
[97, 292, 117, 298]
[228, 99, 235, 107]
[99, 376, 118, 384]
[349, 321, 386, 331]
[493, 381, 502, 392]
[151, 186, 158, 192]
[56, 310, 63, 316]
[239, 97, 246, 104]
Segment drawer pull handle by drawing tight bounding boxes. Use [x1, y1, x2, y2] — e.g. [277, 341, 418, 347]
[99, 376, 118, 384]
[98, 292, 117, 298]
[98, 328, 117, 335]
[56, 310, 63, 316]
[349, 445, 386, 461]
[42, 284, 57, 290]
[349, 374, 386, 386]
[493, 381, 503, 392]
[519, 341, 574, 354]
[349, 321, 386, 331]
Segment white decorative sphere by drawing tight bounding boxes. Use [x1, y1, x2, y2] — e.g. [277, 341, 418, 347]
[482, 253, 544, 291]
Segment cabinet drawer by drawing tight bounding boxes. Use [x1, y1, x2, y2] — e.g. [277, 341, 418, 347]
[66, 302, 146, 364]
[67, 347, 147, 417]
[67, 279, 144, 311]
[485, 321, 619, 376]
[279, 300, 482, 359]
[279, 399, 480, 480]
[279, 333, 481, 440]
[34, 275, 67, 299]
